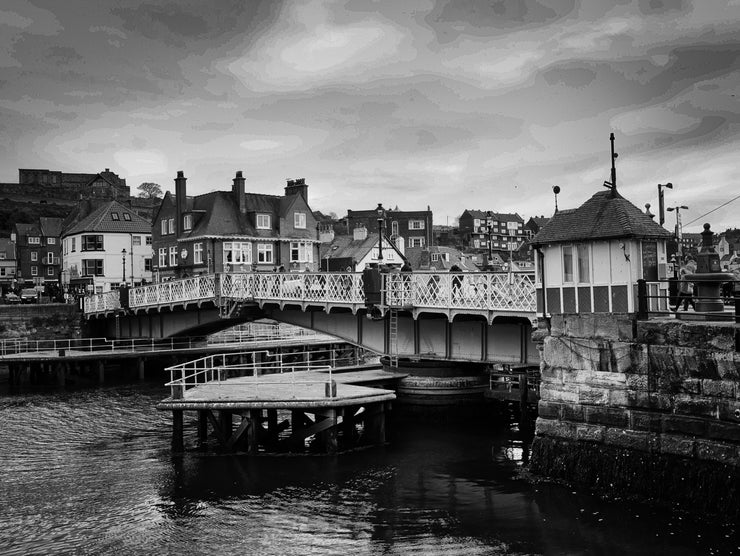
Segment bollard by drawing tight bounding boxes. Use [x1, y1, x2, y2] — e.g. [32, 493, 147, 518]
[324, 380, 337, 398]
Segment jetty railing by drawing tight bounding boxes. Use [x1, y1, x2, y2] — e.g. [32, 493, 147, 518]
[165, 347, 354, 399]
[84, 270, 537, 316]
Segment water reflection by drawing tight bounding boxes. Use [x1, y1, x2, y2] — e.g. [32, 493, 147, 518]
[0, 383, 737, 555]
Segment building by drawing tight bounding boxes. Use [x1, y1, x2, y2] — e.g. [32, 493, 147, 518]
[62, 200, 153, 294]
[524, 216, 550, 241]
[12, 217, 62, 287]
[405, 245, 477, 272]
[346, 206, 433, 250]
[458, 210, 526, 254]
[0, 238, 17, 293]
[152, 172, 319, 280]
[318, 226, 405, 271]
[530, 188, 673, 315]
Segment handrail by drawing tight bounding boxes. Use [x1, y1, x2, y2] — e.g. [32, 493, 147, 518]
[636, 278, 739, 324]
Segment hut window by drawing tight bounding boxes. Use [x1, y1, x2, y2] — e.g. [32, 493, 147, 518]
[562, 245, 574, 283]
[577, 244, 590, 283]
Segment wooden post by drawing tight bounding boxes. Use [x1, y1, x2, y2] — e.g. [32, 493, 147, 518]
[366, 402, 386, 445]
[267, 408, 278, 448]
[219, 410, 232, 441]
[56, 362, 65, 388]
[172, 410, 184, 452]
[519, 372, 529, 428]
[97, 360, 105, 385]
[246, 409, 259, 454]
[198, 410, 208, 444]
[320, 409, 338, 454]
[138, 358, 146, 381]
[342, 407, 356, 448]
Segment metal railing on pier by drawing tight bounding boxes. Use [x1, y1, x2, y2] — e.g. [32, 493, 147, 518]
[636, 278, 740, 324]
[164, 346, 361, 399]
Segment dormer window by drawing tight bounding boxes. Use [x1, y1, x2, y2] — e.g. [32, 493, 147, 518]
[256, 214, 271, 229]
[294, 212, 306, 229]
[111, 212, 120, 221]
[123, 213, 131, 221]
[183, 214, 192, 230]
[161, 220, 168, 235]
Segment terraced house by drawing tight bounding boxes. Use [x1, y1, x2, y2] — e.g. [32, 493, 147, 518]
[152, 172, 319, 280]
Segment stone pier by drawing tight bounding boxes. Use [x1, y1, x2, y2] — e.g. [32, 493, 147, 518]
[529, 313, 740, 520]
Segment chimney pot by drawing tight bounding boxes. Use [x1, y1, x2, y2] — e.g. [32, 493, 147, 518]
[177, 170, 184, 178]
[105, 168, 109, 172]
[236, 171, 243, 178]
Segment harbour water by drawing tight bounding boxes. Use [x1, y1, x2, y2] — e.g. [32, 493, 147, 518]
[0, 381, 737, 555]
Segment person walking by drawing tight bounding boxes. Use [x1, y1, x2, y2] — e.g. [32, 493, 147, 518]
[673, 263, 695, 312]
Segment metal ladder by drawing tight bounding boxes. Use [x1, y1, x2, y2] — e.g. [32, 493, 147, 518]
[388, 307, 399, 369]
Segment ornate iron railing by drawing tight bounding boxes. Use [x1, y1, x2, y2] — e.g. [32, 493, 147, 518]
[84, 271, 536, 316]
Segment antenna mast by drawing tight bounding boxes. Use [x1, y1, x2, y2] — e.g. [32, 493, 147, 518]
[603, 132, 619, 196]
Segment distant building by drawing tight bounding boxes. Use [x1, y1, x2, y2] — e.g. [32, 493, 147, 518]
[0, 238, 17, 292]
[12, 217, 62, 287]
[152, 173, 319, 280]
[524, 216, 550, 240]
[680, 232, 702, 255]
[405, 245, 476, 272]
[347, 206, 433, 250]
[62, 200, 153, 294]
[458, 209, 526, 253]
[319, 226, 405, 271]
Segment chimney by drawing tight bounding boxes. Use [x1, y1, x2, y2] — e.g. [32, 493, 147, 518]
[285, 177, 308, 201]
[233, 171, 246, 214]
[353, 226, 367, 241]
[175, 171, 187, 236]
[104, 168, 109, 172]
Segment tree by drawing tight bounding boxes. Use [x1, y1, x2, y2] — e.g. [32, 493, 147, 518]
[137, 182, 163, 199]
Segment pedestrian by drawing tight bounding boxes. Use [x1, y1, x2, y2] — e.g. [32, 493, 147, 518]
[673, 263, 695, 312]
[450, 264, 462, 302]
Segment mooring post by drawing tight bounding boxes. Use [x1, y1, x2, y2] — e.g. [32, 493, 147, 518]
[246, 409, 259, 454]
[172, 410, 184, 452]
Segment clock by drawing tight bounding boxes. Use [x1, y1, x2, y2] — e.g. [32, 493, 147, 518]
[180, 249, 188, 259]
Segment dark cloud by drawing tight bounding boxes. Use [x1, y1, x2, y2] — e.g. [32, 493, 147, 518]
[45, 46, 83, 65]
[426, 0, 577, 41]
[638, 0, 691, 15]
[542, 66, 597, 88]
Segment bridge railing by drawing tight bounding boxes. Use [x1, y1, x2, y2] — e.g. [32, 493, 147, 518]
[84, 270, 536, 315]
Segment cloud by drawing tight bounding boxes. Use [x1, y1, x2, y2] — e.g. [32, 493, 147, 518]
[114, 149, 169, 177]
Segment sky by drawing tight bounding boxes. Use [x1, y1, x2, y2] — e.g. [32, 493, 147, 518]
[1, 0, 739, 233]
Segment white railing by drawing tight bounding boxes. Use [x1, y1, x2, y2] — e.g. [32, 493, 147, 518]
[164, 347, 357, 399]
[84, 271, 536, 315]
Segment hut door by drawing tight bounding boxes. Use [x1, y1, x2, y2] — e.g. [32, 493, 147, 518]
[642, 241, 658, 281]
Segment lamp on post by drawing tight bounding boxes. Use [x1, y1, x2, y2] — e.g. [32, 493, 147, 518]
[657, 182, 673, 225]
[486, 211, 493, 270]
[666, 205, 688, 266]
[376, 203, 385, 262]
[121, 248, 127, 287]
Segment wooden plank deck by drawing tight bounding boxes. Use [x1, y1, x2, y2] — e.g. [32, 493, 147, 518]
[157, 369, 407, 410]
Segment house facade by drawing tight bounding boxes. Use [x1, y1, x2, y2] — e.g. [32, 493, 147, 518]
[62, 200, 153, 294]
[12, 217, 62, 287]
[318, 226, 405, 271]
[347, 207, 433, 250]
[0, 238, 17, 293]
[530, 189, 673, 316]
[152, 172, 320, 280]
[458, 210, 526, 253]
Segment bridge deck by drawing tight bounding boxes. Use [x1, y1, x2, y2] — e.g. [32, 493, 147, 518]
[157, 368, 407, 410]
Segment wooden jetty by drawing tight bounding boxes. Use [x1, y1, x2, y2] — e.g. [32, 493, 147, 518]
[158, 367, 407, 455]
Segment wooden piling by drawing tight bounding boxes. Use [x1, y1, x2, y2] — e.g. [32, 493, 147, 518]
[197, 409, 208, 444]
[138, 358, 145, 381]
[172, 410, 184, 452]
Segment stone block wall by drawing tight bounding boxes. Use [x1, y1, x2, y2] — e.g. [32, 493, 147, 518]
[530, 313, 740, 520]
[0, 304, 83, 340]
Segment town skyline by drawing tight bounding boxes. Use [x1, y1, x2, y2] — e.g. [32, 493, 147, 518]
[1, 1, 739, 233]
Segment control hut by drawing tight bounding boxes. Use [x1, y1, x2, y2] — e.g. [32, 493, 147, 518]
[530, 189, 673, 317]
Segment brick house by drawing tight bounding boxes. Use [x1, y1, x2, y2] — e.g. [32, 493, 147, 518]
[152, 172, 319, 280]
[458, 210, 526, 253]
[12, 217, 62, 287]
[346, 207, 433, 250]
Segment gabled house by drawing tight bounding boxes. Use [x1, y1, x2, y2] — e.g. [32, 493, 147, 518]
[62, 200, 153, 294]
[347, 206, 433, 249]
[530, 189, 673, 316]
[318, 226, 404, 271]
[0, 238, 17, 292]
[12, 217, 63, 287]
[405, 245, 477, 272]
[152, 172, 320, 279]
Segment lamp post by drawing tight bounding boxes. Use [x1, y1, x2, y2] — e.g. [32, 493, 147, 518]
[486, 211, 493, 270]
[666, 205, 688, 266]
[376, 203, 385, 263]
[657, 182, 673, 225]
[121, 248, 127, 287]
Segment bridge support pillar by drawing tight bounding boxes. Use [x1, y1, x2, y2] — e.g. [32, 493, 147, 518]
[198, 410, 208, 445]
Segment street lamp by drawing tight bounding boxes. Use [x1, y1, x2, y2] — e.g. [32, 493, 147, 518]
[666, 205, 688, 266]
[486, 211, 493, 269]
[376, 203, 385, 262]
[657, 182, 673, 225]
[121, 248, 127, 287]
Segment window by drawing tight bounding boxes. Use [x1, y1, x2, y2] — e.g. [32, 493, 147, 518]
[28, 237, 40, 245]
[123, 213, 131, 221]
[169, 246, 177, 266]
[133, 236, 141, 246]
[161, 220, 168, 235]
[0, 253, 5, 260]
[71, 238, 76, 252]
[158, 248, 167, 267]
[409, 237, 424, 248]
[391, 221, 399, 236]
[47, 252, 55, 264]
[577, 244, 590, 283]
[31, 266, 38, 276]
[290, 241, 313, 263]
[474, 219, 480, 227]
[409, 220, 425, 230]
[82, 259, 104, 276]
[473, 239, 480, 248]
[194, 243, 203, 264]
[111, 212, 120, 221]
[47, 267, 54, 276]
[294, 212, 306, 229]
[31, 252, 38, 262]
[562, 245, 574, 283]
[145, 236, 152, 245]
[144, 258, 152, 272]
[257, 243, 273, 263]
[431, 253, 439, 262]
[82, 235, 103, 251]
[256, 214, 271, 229]
[168, 218, 175, 234]
[47, 237, 56, 245]
[183, 214, 192, 230]
[223, 242, 252, 265]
